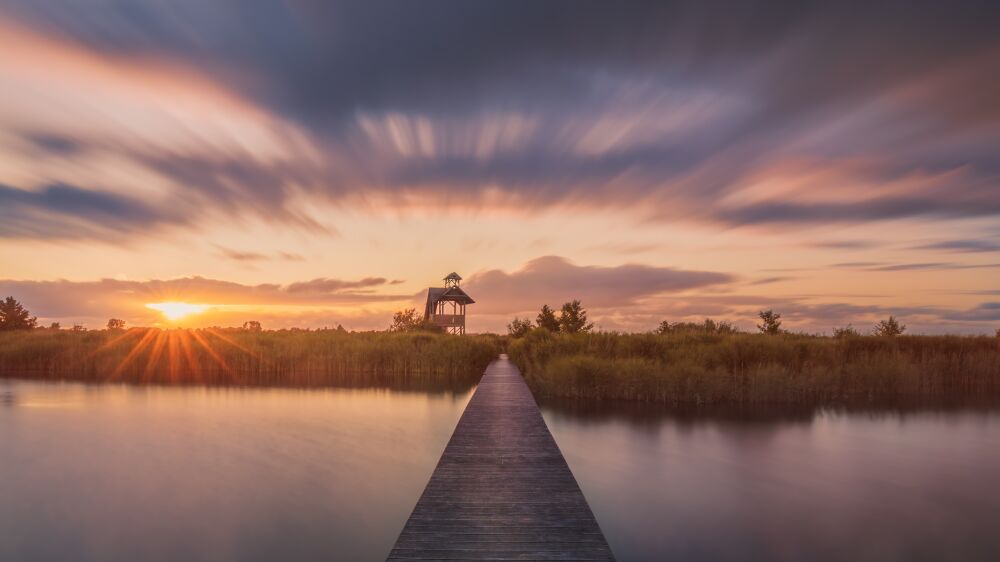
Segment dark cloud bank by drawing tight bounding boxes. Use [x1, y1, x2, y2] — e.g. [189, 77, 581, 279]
[2, 1, 999, 238]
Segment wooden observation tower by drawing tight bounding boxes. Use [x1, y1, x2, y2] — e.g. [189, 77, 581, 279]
[424, 272, 475, 334]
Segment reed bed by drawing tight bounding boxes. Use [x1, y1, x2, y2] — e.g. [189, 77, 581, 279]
[0, 328, 501, 390]
[508, 329, 1000, 407]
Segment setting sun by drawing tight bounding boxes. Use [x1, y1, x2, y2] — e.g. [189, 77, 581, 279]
[145, 302, 209, 321]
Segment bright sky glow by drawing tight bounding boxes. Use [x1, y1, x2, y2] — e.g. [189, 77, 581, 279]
[146, 302, 211, 321]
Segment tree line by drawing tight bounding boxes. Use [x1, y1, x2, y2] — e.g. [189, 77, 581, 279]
[507, 304, 928, 338]
[506, 300, 593, 337]
[0, 295, 989, 338]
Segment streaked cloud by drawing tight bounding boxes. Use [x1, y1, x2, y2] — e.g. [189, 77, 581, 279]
[0, 1, 996, 240]
[0, 2, 997, 335]
[914, 239, 1000, 253]
[830, 261, 1000, 271]
[0, 182, 185, 240]
[215, 246, 305, 263]
[748, 277, 795, 286]
[941, 302, 1000, 322]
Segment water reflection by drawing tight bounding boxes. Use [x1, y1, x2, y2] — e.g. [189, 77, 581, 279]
[4, 378, 999, 562]
[540, 397, 817, 427]
[541, 396, 1000, 427]
[542, 399, 1000, 562]
[0, 379, 473, 562]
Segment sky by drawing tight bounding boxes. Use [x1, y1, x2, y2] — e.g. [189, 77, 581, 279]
[0, 0, 998, 334]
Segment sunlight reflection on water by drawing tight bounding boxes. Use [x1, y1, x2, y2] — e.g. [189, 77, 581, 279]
[0, 380, 473, 562]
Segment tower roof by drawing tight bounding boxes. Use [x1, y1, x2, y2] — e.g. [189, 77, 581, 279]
[424, 286, 475, 319]
[444, 272, 462, 281]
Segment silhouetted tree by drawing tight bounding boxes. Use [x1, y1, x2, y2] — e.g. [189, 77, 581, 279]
[996, 328, 1000, 338]
[559, 300, 593, 334]
[335, 324, 348, 334]
[71, 324, 86, 332]
[833, 324, 860, 338]
[507, 317, 533, 338]
[757, 310, 782, 335]
[242, 320, 263, 332]
[49, 322, 61, 330]
[389, 309, 420, 332]
[106, 318, 126, 330]
[536, 305, 560, 332]
[0, 297, 37, 331]
[873, 316, 905, 337]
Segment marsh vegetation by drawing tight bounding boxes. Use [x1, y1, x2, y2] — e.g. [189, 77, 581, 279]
[0, 328, 500, 390]
[508, 329, 1000, 406]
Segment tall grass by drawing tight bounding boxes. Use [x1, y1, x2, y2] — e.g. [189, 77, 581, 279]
[0, 328, 501, 391]
[508, 330, 1000, 406]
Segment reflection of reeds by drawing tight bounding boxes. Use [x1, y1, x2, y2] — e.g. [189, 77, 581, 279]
[0, 328, 501, 390]
[509, 330, 1000, 406]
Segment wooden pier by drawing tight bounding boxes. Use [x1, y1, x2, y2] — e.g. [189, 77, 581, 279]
[387, 355, 614, 561]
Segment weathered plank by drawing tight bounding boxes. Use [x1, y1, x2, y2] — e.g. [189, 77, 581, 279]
[387, 355, 614, 561]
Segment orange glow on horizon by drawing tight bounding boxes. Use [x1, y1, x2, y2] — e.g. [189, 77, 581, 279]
[146, 302, 211, 321]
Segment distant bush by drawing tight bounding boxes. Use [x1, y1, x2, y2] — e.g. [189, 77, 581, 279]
[656, 319, 737, 335]
[0, 297, 37, 331]
[558, 300, 593, 334]
[389, 309, 441, 333]
[833, 325, 861, 338]
[507, 318, 534, 338]
[872, 316, 906, 337]
[536, 305, 560, 332]
[757, 309, 783, 335]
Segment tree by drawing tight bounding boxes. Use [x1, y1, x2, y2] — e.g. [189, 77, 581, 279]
[507, 317, 533, 338]
[0, 296, 37, 331]
[335, 324, 348, 334]
[996, 328, 1000, 338]
[49, 322, 61, 330]
[242, 320, 263, 332]
[536, 305, 560, 332]
[833, 324, 860, 338]
[559, 300, 593, 334]
[389, 308, 421, 332]
[872, 316, 905, 337]
[757, 309, 782, 335]
[71, 324, 86, 332]
[106, 318, 126, 330]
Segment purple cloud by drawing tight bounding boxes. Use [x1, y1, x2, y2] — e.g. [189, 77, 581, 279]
[0, 1, 997, 240]
[463, 256, 733, 313]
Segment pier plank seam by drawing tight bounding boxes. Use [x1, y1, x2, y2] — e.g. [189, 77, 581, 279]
[387, 355, 615, 561]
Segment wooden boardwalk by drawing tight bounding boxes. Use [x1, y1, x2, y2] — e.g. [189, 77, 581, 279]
[387, 355, 614, 561]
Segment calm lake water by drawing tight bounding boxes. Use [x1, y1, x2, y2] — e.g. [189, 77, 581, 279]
[3, 379, 999, 561]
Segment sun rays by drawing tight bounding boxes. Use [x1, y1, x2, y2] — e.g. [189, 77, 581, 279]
[105, 328, 241, 383]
